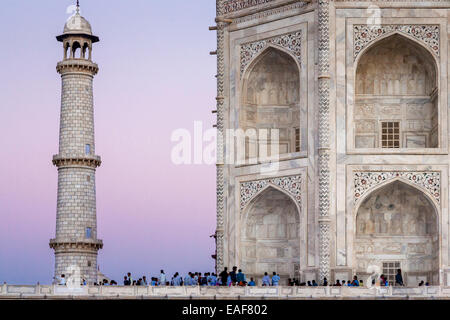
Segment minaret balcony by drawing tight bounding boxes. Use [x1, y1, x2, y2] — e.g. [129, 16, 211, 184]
[52, 154, 101, 168]
[49, 238, 103, 252]
[57, 59, 99, 75]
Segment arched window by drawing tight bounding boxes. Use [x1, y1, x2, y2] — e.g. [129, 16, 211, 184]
[355, 181, 439, 285]
[72, 41, 81, 59]
[241, 187, 300, 285]
[64, 42, 70, 60]
[240, 48, 300, 162]
[82, 42, 89, 59]
[355, 35, 438, 149]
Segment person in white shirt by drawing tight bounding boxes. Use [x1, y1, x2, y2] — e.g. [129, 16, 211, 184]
[59, 274, 66, 286]
[159, 270, 166, 286]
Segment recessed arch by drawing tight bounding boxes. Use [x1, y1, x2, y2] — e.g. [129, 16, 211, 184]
[240, 186, 301, 285]
[239, 46, 301, 162]
[354, 180, 439, 285]
[354, 33, 439, 149]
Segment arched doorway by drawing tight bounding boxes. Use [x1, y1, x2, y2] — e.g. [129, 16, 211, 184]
[240, 47, 300, 162]
[240, 186, 300, 285]
[355, 180, 439, 285]
[354, 34, 438, 149]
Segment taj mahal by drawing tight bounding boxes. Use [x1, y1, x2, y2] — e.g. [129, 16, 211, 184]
[214, 0, 450, 289]
[5, 0, 450, 299]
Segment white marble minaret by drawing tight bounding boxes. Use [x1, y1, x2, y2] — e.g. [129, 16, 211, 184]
[49, 4, 103, 284]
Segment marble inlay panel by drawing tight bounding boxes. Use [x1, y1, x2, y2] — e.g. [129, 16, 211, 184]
[354, 171, 441, 204]
[354, 25, 440, 61]
[240, 175, 302, 210]
[240, 31, 302, 77]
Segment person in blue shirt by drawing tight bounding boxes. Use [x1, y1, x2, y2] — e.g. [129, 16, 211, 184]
[271, 272, 281, 286]
[351, 276, 359, 287]
[211, 273, 217, 286]
[248, 278, 256, 286]
[262, 272, 270, 286]
[236, 269, 246, 284]
[184, 273, 192, 286]
[311, 280, 318, 286]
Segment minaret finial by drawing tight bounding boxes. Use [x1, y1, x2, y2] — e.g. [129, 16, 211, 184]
[76, 0, 80, 14]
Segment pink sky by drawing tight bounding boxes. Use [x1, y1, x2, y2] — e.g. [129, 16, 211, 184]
[0, 0, 218, 284]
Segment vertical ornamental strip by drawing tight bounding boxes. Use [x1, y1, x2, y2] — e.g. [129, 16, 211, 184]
[215, 0, 226, 273]
[318, 0, 331, 281]
[49, 7, 103, 285]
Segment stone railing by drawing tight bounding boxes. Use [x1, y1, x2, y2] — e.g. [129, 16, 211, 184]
[0, 284, 449, 299]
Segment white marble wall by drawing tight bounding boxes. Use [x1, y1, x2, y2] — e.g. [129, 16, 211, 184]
[334, 4, 450, 285]
[220, 1, 450, 285]
[224, 6, 317, 280]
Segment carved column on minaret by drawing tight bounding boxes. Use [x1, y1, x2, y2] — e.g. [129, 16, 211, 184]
[215, 0, 226, 273]
[318, 0, 331, 281]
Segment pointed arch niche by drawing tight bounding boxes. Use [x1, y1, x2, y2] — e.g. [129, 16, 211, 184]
[240, 186, 300, 285]
[352, 33, 441, 151]
[237, 28, 308, 164]
[239, 47, 300, 163]
[354, 180, 439, 285]
[238, 174, 305, 284]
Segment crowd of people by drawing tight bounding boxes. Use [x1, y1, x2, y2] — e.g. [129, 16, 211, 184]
[91, 267, 282, 287]
[115, 267, 274, 287]
[57, 267, 430, 287]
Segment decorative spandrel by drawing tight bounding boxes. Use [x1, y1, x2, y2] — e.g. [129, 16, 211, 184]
[240, 31, 302, 77]
[354, 25, 440, 61]
[354, 171, 441, 205]
[240, 175, 303, 211]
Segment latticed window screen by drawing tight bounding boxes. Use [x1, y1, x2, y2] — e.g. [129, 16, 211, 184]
[381, 122, 400, 148]
[382, 262, 400, 285]
[295, 128, 300, 152]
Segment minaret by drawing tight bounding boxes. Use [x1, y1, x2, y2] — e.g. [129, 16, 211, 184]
[49, 3, 103, 285]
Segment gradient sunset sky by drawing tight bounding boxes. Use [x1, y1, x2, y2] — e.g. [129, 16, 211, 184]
[0, 0, 218, 284]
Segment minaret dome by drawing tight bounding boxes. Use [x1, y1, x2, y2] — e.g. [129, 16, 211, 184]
[57, 9, 99, 61]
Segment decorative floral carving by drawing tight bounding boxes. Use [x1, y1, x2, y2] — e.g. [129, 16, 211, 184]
[240, 40, 267, 75]
[240, 175, 303, 211]
[233, 2, 309, 24]
[354, 25, 440, 60]
[354, 171, 441, 204]
[224, 0, 275, 14]
[240, 31, 302, 77]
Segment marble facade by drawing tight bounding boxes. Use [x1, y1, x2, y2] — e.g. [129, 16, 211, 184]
[215, 0, 450, 286]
